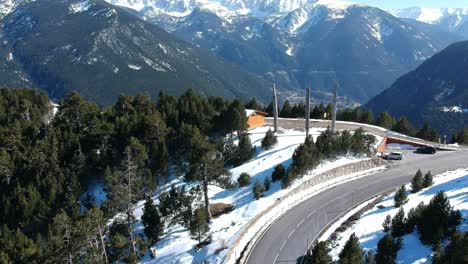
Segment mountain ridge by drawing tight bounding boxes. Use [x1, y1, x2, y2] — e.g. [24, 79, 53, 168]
[0, 0, 272, 105]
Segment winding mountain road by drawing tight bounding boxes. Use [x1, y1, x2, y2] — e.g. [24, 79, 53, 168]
[244, 118, 468, 264]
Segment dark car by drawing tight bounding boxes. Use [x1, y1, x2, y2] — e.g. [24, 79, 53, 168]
[416, 146, 437, 154]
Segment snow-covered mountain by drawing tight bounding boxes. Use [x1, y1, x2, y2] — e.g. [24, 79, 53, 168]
[107, 0, 315, 18]
[0, 0, 272, 105]
[104, 0, 461, 102]
[1, 0, 463, 103]
[390, 7, 468, 37]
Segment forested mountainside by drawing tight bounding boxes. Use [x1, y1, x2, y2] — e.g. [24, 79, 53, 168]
[366, 40, 468, 135]
[0, 0, 271, 105]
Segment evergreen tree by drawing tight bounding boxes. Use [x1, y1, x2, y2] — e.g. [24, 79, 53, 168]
[410, 170, 424, 193]
[224, 99, 247, 136]
[392, 117, 416, 136]
[303, 241, 333, 264]
[360, 110, 374, 125]
[189, 208, 210, 245]
[391, 208, 407, 237]
[105, 137, 149, 256]
[0, 224, 41, 263]
[142, 197, 163, 243]
[253, 179, 265, 200]
[394, 185, 408, 207]
[451, 128, 468, 145]
[375, 234, 402, 264]
[382, 215, 392, 233]
[364, 250, 376, 264]
[238, 173, 251, 187]
[263, 176, 271, 192]
[234, 133, 255, 166]
[338, 233, 364, 264]
[245, 98, 261, 110]
[261, 129, 278, 150]
[432, 232, 468, 264]
[280, 100, 293, 118]
[375, 112, 395, 130]
[418, 191, 462, 245]
[271, 164, 286, 182]
[416, 123, 439, 142]
[188, 140, 226, 221]
[423, 171, 433, 188]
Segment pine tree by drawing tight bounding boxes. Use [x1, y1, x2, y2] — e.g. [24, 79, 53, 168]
[394, 185, 408, 207]
[338, 233, 364, 264]
[261, 129, 278, 150]
[142, 197, 164, 243]
[375, 112, 395, 130]
[271, 164, 286, 182]
[411, 170, 424, 193]
[238, 173, 251, 187]
[391, 208, 407, 237]
[432, 232, 468, 264]
[263, 176, 271, 192]
[392, 117, 416, 136]
[235, 133, 255, 166]
[364, 250, 376, 264]
[253, 179, 265, 200]
[375, 234, 402, 264]
[418, 191, 462, 244]
[189, 208, 210, 245]
[280, 100, 293, 118]
[423, 171, 433, 188]
[188, 140, 226, 221]
[382, 215, 392, 233]
[303, 241, 333, 264]
[245, 98, 261, 110]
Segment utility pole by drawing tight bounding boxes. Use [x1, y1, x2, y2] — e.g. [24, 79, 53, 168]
[331, 82, 338, 133]
[305, 87, 311, 137]
[273, 83, 278, 133]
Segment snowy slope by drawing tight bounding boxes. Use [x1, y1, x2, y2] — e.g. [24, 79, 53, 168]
[123, 126, 372, 264]
[320, 168, 468, 263]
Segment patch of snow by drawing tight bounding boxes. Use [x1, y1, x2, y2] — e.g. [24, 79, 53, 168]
[321, 168, 468, 263]
[386, 143, 418, 150]
[113, 67, 119, 73]
[128, 64, 142, 70]
[158, 43, 168, 55]
[6, 52, 13, 61]
[69, 0, 92, 14]
[440, 105, 465, 113]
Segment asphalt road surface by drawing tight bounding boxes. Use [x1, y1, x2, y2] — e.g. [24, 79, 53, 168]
[246, 131, 468, 264]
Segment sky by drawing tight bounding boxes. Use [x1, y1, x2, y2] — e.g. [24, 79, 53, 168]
[353, 0, 468, 9]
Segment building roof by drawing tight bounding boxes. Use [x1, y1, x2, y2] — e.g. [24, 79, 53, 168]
[245, 109, 268, 117]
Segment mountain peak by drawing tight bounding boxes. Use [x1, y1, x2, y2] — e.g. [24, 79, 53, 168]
[105, 0, 361, 19]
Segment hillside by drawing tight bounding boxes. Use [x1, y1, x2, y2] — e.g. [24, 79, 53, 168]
[0, 0, 271, 105]
[366, 40, 468, 135]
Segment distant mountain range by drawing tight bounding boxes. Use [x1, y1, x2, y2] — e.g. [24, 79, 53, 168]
[389, 7, 468, 38]
[366, 40, 468, 135]
[105, 0, 462, 103]
[0, 0, 465, 105]
[0, 0, 272, 105]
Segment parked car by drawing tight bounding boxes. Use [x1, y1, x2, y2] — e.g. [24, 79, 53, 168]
[416, 146, 437, 154]
[387, 152, 404, 160]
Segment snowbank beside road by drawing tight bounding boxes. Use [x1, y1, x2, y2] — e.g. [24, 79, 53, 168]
[320, 168, 468, 263]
